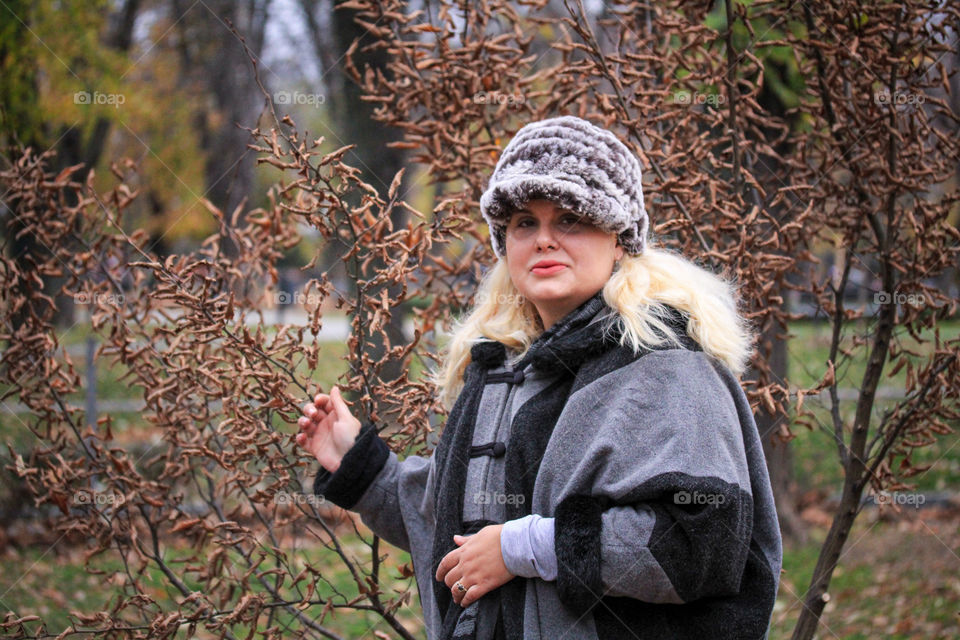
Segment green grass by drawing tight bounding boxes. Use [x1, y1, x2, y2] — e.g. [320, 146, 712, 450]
[785, 319, 960, 495]
[1, 532, 424, 638]
[784, 317, 960, 390]
[4, 515, 956, 639]
[769, 515, 960, 639]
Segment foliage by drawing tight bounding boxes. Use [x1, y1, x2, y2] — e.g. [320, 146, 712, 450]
[0, 122, 440, 637]
[1, 1, 959, 638]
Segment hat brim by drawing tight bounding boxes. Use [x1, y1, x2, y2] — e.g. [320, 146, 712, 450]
[479, 174, 629, 236]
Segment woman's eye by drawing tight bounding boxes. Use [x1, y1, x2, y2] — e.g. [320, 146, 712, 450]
[511, 214, 584, 229]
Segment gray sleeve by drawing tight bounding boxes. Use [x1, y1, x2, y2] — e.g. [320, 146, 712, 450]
[348, 450, 437, 554]
[312, 423, 438, 554]
[598, 504, 684, 603]
[501, 509, 680, 603]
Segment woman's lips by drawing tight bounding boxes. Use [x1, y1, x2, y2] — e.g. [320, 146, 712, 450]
[531, 264, 566, 275]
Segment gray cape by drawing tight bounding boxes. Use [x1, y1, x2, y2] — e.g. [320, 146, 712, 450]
[314, 292, 782, 639]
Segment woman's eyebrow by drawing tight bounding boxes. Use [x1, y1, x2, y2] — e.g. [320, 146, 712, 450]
[512, 208, 576, 216]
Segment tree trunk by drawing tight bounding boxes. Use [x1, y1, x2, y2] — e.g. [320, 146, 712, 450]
[329, 0, 411, 418]
[171, 0, 271, 257]
[7, 0, 141, 328]
[753, 319, 806, 543]
[747, 56, 809, 543]
[791, 477, 862, 639]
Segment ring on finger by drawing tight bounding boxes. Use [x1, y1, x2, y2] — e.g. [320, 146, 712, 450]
[454, 581, 467, 594]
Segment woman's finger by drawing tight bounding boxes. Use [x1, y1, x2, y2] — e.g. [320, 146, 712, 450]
[460, 584, 483, 608]
[297, 416, 311, 431]
[443, 562, 465, 590]
[435, 557, 448, 582]
[435, 550, 458, 582]
[329, 386, 352, 417]
[303, 402, 329, 424]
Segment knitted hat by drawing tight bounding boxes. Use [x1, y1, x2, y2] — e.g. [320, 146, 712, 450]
[479, 115, 647, 259]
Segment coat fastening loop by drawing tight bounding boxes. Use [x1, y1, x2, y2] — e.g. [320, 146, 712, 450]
[469, 441, 507, 458]
[485, 370, 525, 385]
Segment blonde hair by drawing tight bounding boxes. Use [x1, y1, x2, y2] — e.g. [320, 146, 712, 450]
[428, 243, 757, 410]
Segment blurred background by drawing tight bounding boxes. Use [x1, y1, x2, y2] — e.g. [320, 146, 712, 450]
[1, 1, 959, 639]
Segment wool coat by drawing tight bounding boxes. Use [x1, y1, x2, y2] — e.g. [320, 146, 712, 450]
[313, 291, 782, 639]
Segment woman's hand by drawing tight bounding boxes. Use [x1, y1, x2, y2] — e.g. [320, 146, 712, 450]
[435, 525, 515, 608]
[295, 386, 361, 473]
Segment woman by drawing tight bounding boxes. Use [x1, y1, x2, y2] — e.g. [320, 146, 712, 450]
[295, 116, 782, 640]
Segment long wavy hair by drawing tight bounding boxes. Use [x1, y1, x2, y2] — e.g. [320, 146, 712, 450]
[428, 241, 757, 410]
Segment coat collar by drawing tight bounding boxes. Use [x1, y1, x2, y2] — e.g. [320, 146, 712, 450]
[469, 291, 621, 373]
[469, 293, 696, 374]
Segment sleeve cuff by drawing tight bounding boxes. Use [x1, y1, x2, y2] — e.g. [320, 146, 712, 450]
[501, 515, 538, 578]
[554, 494, 607, 616]
[312, 422, 389, 510]
[501, 515, 558, 581]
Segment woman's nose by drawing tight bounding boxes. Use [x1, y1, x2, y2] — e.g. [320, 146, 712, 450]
[534, 223, 559, 250]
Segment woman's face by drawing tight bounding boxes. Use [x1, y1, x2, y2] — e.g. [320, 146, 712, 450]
[504, 198, 623, 330]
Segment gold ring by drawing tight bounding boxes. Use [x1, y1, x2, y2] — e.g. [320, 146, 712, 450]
[454, 581, 467, 594]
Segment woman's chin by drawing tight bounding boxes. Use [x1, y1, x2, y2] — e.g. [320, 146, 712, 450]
[521, 287, 573, 307]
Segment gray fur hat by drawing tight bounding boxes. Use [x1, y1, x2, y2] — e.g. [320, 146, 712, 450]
[479, 115, 648, 259]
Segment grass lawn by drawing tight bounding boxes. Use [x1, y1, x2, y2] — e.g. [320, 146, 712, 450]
[1, 529, 424, 639]
[786, 319, 960, 495]
[3, 512, 957, 639]
[770, 511, 960, 639]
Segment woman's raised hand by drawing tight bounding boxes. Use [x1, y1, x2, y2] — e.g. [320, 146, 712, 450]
[295, 386, 362, 473]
